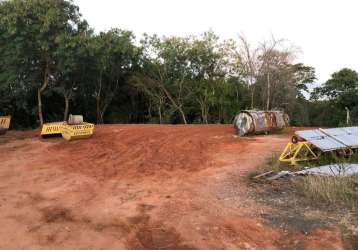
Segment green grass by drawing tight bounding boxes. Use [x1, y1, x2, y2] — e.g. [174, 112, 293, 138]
[295, 174, 358, 208]
[249, 152, 358, 208]
[246, 153, 291, 181]
[294, 151, 358, 208]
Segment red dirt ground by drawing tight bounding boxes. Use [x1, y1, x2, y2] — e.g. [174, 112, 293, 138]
[0, 125, 344, 249]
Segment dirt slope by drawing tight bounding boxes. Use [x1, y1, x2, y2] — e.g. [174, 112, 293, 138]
[0, 125, 343, 249]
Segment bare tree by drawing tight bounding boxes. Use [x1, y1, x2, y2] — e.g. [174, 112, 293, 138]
[258, 35, 285, 110]
[238, 35, 260, 109]
[258, 35, 298, 110]
[239, 34, 300, 111]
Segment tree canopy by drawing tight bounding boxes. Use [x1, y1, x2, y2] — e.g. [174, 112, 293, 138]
[311, 68, 358, 126]
[0, 0, 356, 128]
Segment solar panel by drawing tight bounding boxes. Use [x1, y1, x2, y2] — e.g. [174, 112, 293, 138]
[296, 130, 325, 140]
[295, 127, 358, 151]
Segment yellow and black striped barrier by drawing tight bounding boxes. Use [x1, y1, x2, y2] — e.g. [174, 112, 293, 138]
[0, 116, 11, 135]
[41, 122, 65, 137]
[61, 123, 95, 141]
[41, 122, 95, 140]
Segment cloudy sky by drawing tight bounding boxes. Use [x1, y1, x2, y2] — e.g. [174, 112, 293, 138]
[74, 0, 357, 84]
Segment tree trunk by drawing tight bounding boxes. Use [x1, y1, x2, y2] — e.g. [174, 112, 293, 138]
[159, 84, 187, 124]
[37, 89, 44, 126]
[250, 85, 255, 109]
[198, 99, 209, 124]
[99, 102, 110, 124]
[158, 105, 162, 124]
[64, 94, 70, 121]
[96, 73, 103, 124]
[266, 72, 270, 110]
[202, 107, 208, 124]
[99, 110, 104, 124]
[178, 107, 187, 124]
[38, 63, 50, 126]
[96, 96, 101, 124]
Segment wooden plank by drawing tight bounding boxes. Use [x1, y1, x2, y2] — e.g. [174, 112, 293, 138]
[253, 171, 274, 179]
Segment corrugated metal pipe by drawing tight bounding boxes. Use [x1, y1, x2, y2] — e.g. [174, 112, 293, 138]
[233, 110, 289, 136]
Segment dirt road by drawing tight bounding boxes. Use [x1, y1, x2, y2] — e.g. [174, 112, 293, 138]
[0, 125, 343, 249]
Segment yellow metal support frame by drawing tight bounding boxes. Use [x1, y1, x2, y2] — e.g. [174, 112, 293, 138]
[279, 141, 320, 165]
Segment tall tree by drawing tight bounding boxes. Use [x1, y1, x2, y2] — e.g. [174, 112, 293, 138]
[238, 35, 260, 109]
[89, 29, 139, 124]
[54, 28, 91, 121]
[0, 0, 85, 125]
[312, 68, 358, 125]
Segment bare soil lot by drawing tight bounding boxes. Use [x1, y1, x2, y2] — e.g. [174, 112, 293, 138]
[0, 125, 346, 249]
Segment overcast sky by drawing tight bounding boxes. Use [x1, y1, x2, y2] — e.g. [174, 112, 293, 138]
[74, 0, 357, 84]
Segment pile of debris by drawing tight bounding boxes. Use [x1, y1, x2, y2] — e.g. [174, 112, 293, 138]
[254, 164, 358, 181]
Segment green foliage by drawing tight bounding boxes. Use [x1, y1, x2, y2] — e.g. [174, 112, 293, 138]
[0, 0, 86, 126]
[0, 0, 355, 128]
[310, 68, 358, 127]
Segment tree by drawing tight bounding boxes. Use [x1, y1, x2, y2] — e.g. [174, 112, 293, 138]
[238, 35, 260, 109]
[136, 34, 192, 124]
[312, 68, 358, 125]
[0, 0, 321, 128]
[89, 29, 139, 124]
[54, 22, 91, 121]
[134, 31, 243, 124]
[314, 68, 358, 107]
[0, 0, 85, 125]
[188, 32, 240, 123]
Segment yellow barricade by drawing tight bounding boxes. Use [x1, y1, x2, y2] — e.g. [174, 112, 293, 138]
[61, 123, 95, 141]
[0, 116, 11, 130]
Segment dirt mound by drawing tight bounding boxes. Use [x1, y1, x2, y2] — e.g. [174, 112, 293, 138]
[45, 125, 241, 180]
[0, 125, 346, 249]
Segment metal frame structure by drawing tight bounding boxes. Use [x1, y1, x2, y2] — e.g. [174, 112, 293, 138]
[40, 115, 95, 140]
[279, 127, 358, 165]
[279, 141, 320, 165]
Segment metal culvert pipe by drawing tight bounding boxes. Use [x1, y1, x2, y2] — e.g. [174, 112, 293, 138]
[67, 114, 84, 125]
[234, 110, 289, 136]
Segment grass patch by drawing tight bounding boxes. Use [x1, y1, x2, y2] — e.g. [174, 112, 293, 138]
[247, 153, 302, 181]
[248, 153, 358, 207]
[246, 153, 282, 180]
[248, 153, 358, 246]
[295, 174, 358, 208]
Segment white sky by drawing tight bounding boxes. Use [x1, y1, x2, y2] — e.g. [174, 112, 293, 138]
[74, 0, 358, 84]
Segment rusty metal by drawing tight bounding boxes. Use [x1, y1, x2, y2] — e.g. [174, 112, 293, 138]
[233, 110, 289, 136]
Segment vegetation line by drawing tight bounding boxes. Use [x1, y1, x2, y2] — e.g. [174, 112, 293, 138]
[0, 0, 357, 128]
